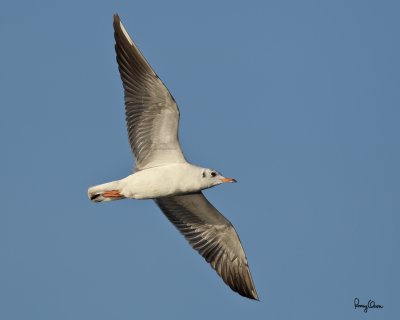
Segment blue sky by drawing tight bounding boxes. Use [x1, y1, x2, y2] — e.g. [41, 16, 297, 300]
[1, 0, 399, 319]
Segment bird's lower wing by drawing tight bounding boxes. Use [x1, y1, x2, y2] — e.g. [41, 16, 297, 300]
[154, 192, 258, 300]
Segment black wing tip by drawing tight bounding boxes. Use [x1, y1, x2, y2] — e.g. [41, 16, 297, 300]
[228, 264, 260, 301]
[247, 290, 260, 301]
[113, 14, 122, 33]
[235, 282, 259, 301]
[113, 14, 121, 35]
[246, 272, 260, 301]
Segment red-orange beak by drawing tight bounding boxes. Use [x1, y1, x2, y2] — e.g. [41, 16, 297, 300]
[220, 177, 237, 183]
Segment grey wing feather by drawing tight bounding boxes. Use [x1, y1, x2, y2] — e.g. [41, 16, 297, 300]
[155, 192, 259, 300]
[113, 15, 186, 170]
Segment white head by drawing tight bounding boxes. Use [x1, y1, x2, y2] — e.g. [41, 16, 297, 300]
[200, 168, 237, 189]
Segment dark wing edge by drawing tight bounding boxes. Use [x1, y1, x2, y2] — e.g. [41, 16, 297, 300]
[155, 192, 259, 300]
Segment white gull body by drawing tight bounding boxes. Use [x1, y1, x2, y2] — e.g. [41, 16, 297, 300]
[88, 14, 258, 300]
[89, 163, 222, 200]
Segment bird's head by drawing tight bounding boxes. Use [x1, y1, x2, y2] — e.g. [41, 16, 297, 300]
[200, 168, 237, 189]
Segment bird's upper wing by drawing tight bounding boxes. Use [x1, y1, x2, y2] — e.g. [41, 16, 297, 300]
[113, 15, 186, 171]
[155, 192, 258, 300]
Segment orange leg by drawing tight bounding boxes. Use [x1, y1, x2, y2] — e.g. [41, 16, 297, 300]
[103, 190, 122, 198]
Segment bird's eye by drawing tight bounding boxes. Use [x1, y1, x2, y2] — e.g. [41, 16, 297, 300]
[202, 172, 206, 178]
[211, 171, 217, 177]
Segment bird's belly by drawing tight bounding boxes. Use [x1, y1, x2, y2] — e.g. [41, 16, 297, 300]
[120, 165, 199, 199]
[124, 179, 178, 199]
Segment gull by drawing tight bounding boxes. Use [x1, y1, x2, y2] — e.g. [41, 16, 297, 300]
[88, 14, 258, 300]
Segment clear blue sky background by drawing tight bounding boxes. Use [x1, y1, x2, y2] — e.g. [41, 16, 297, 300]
[1, 1, 398, 319]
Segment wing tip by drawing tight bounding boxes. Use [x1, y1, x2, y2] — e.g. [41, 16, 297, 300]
[237, 273, 259, 301]
[113, 13, 120, 29]
[228, 256, 259, 301]
[235, 283, 259, 300]
[247, 268, 260, 301]
[248, 289, 260, 301]
[113, 13, 134, 46]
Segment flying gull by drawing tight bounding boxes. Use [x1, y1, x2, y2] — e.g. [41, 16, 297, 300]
[88, 14, 258, 300]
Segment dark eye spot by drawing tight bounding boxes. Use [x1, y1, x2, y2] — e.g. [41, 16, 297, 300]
[202, 172, 206, 178]
[211, 171, 217, 177]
